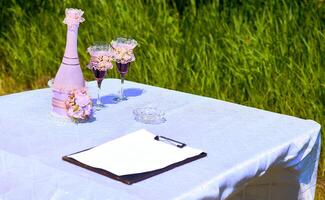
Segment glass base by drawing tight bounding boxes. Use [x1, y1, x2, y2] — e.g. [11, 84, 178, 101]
[113, 96, 128, 102]
[95, 102, 105, 110]
[95, 97, 105, 110]
[114, 88, 128, 102]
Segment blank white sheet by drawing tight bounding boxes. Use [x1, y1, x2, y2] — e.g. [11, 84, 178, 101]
[68, 129, 204, 176]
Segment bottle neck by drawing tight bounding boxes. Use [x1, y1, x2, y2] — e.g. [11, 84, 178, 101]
[64, 25, 79, 58]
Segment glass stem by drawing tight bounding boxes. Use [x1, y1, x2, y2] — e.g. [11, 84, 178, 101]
[120, 74, 125, 99]
[96, 81, 102, 108]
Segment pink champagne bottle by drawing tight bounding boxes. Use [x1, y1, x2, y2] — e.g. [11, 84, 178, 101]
[52, 8, 85, 117]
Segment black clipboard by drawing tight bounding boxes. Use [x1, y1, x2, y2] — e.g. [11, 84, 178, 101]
[62, 135, 207, 185]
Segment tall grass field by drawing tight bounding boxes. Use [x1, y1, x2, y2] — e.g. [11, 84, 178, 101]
[0, 0, 324, 198]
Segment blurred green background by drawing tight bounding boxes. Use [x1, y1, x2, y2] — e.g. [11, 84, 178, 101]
[0, 0, 324, 198]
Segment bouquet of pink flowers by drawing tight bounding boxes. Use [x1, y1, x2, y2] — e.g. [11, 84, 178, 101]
[65, 89, 93, 122]
[111, 38, 138, 64]
[87, 45, 114, 71]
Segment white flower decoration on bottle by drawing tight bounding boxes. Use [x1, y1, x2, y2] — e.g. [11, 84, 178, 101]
[63, 8, 85, 30]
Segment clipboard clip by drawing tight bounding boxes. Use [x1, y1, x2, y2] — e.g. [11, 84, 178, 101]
[154, 135, 186, 148]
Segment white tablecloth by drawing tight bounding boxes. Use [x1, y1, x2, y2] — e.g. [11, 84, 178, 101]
[0, 79, 321, 200]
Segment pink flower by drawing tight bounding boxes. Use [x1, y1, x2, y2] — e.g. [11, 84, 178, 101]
[75, 92, 91, 107]
[113, 48, 135, 64]
[72, 107, 85, 119]
[87, 46, 114, 71]
[111, 38, 138, 64]
[65, 89, 93, 122]
[83, 104, 92, 116]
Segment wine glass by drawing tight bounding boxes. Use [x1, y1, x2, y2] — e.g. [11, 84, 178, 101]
[87, 43, 114, 110]
[111, 38, 138, 102]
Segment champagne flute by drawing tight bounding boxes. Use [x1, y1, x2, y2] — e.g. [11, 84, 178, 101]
[87, 43, 114, 110]
[111, 38, 138, 102]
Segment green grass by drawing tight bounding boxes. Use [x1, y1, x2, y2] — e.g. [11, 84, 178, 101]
[0, 0, 324, 198]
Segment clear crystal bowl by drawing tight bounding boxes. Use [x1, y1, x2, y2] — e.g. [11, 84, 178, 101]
[133, 107, 166, 124]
